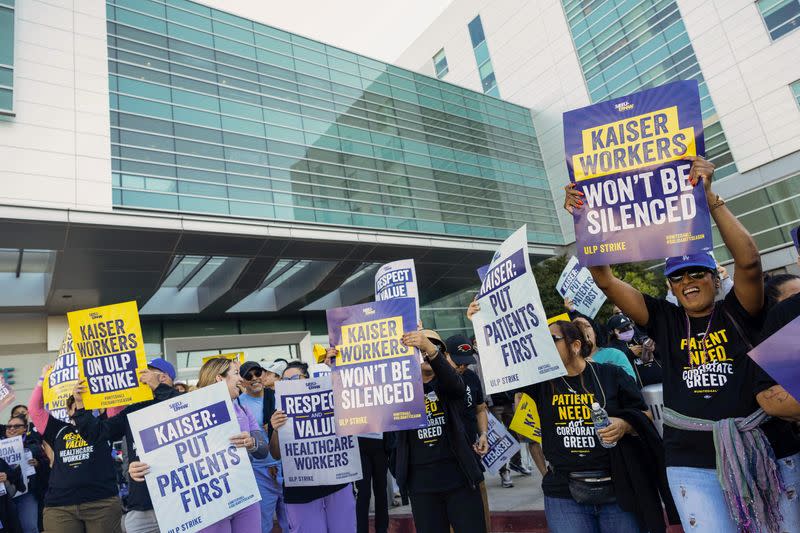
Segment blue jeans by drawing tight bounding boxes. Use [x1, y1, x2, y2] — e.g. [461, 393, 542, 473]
[667, 466, 738, 532]
[15, 491, 40, 533]
[777, 452, 800, 532]
[254, 462, 288, 533]
[544, 495, 641, 533]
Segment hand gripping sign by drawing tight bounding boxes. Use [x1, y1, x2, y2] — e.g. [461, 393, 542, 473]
[564, 80, 713, 266]
[68, 301, 153, 409]
[127, 382, 260, 533]
[472, 225, 567, 395]
[275, 376, 362, 487]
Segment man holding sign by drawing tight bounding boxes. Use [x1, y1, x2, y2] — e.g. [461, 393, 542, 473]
[68, 301, 153, 409]
[564, 80, 713, 266]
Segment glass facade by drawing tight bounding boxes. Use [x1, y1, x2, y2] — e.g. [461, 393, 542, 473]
[711, 172, 800, 264]
[467, 15, 500, 98]
[0, 0, 14, 114]
[106, 0, 562, 244]
[758, 0, 800, 40]
[433, 48, 449, 78]
[561, 0, 737, 179]
[792, 80, 800, 107]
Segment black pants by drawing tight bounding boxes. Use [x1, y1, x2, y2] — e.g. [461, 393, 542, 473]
[356, 437, 389, 533]
[409, 484, 486, 533]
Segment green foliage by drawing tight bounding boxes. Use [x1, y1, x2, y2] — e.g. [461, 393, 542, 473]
[533, 254, 667, 325]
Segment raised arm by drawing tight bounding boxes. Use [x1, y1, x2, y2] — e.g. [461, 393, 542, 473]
[71, 379, 127, 444]
[27, 365, 53, 436]
[688, 156, 763, 315]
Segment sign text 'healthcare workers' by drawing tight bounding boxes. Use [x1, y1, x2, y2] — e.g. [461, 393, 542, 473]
[564, 80, 712, 266]
[275, 376, 362, 487]
[128, 382, 260, 533]
[327, 298, 427, 434]
[556, 256, 607, 318]
[43, 330, 79, 421]
[472, 226, 566, 395]
[68, 301, 153, 409]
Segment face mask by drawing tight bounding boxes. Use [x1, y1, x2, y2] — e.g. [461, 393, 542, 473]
[617, 330, 635, 342]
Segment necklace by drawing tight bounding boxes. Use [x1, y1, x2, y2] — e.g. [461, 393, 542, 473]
[684, 304, 717, 368]
[559, 362, 606, 408]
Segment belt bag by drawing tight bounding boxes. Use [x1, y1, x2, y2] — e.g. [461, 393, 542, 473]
[567, 470, 615, 505]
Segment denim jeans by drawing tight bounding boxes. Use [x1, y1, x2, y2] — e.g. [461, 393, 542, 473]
[543, 495, 641, 533]
[15, 491, 40, 533]
[667, 466, 738, 532]
[777, 452, 800, 533]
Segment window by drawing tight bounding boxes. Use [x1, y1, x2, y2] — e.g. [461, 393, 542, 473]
[0, 0, 14, 114]
[432, 48, 448, 78]
[758, 0, 800, 40]
[792, 80, 800, 107]
[468, 15, 486, 47]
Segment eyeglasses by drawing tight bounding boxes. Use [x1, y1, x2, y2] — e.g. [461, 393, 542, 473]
[244, 369, 263, 381]
[551, 335, 565, 343]
[6, 424, 25, 430]
[667, 269, 710, 283]
[285, 374, 301, 381]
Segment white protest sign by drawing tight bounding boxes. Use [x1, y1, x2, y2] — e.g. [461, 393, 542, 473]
[21, 450, 35, 478]
[0, 436, 27, 496]
[128, 382, 260, 533]
[472, 225, 567, 394]
[275, 376, 362, 487]
[481, 413, 522, 475]
[375, 259, 420, 324]
[556, 256, 607, 318]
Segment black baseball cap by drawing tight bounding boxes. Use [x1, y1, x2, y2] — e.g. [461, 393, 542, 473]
[445, 334, 477, 365]
[606, 314, 633, 332]
[239, 361, 264, 378]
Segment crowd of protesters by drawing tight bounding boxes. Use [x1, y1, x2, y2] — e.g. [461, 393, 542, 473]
[0, 155, 798, 533]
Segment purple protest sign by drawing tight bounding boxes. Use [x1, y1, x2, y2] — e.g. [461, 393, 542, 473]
[749, 315, 800, 403]
[137, 401, 231, 454]
[327, 298, 427, 435]
[564, 80, 713, 266]
[791, 226, 800, 253]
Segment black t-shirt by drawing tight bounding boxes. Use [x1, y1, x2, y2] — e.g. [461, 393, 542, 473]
[461, 369, 485, 443]
[643, 291, 776, 468]
[524, 362, 646, 498]
[407, 380, 465, 493]
[759, 294, 800, 459]
[42, 416, 118, 507]
[608, 338, 663, 387]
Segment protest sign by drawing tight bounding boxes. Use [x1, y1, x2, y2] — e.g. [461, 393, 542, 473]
[556, 256, 607, 318]
[472, 226, 567, 395]
[127, 382, 260, 533]
[547, 313, 571, 326]
[375, 259, 420, 324]
[481, 413, 522, 475]
[275, 376, 362, 487]
[510, 393, 542, 443]
[43, 330, 79, 421]
[749, 315, 800, 403]
[327, 298, 427, 434]
[0, 375, 14, 412]
[792, 226, 800, 253]
[68, 301, 153, 409]
[201, 352, 245, 365]
[0, 436, 27, 496]
[564, 80, 713, 266]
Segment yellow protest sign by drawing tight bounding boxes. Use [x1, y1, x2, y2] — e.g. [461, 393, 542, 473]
[510, 393, 542, 443]
[547, 313, 571, 325]
[201, 352, 245, 365]
[312, 343, 328, 363]
[68, 301, 153, 409]
[43, 330, 80, 421]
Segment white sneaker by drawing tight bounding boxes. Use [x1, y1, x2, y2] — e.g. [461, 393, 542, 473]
[501, 470, 514, 488]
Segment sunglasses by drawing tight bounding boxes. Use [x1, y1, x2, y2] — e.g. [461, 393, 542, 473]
[667, 269, 710, 283]
[551, 335, 564, 343]
[244, 369, 263, 381]
[6, 424, 25, 430]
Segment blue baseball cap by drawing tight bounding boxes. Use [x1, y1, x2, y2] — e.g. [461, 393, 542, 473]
[147, 357, 176, 381]
[664, 252, 716, 276]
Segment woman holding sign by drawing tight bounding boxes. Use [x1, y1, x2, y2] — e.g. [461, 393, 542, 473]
[5, 415, 48, 533]
[564, 156, 800, 532]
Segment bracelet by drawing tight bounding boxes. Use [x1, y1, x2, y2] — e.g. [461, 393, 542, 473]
[709, 194, 725, 211]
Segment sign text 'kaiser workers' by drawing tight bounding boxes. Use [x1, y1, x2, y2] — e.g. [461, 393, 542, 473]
[275, 376, 362, 487]
[127, 382, 260, 533]
[327, 298, 427, 435]
[472, 225, 566, 395]
[68, 301, 152, 409]
[564, 80, 713, 266]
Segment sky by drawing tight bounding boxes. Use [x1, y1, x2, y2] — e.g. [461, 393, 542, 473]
[198, 0, 454, 63]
